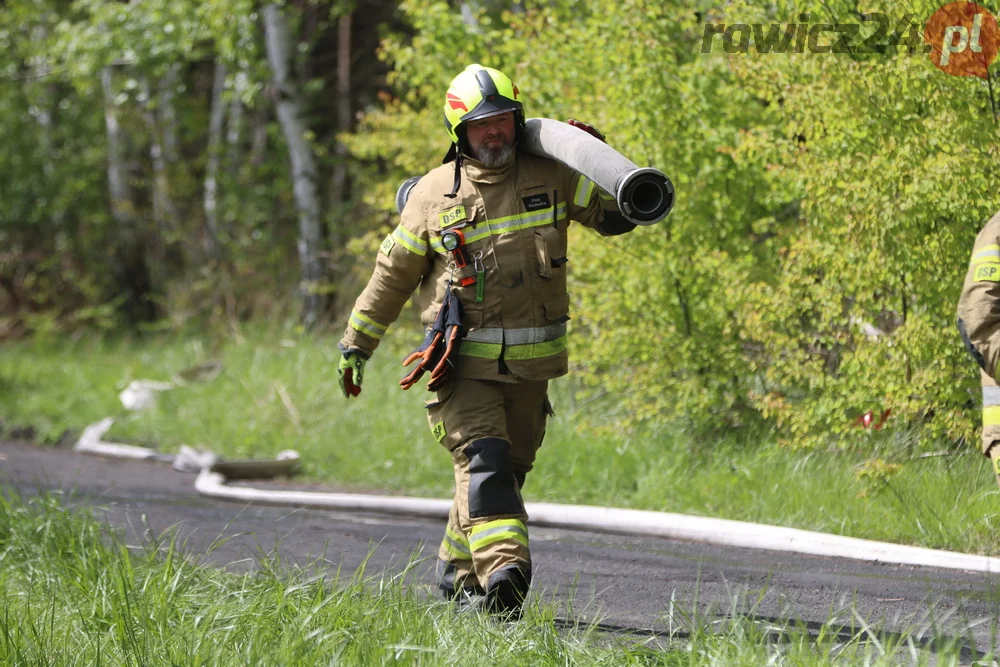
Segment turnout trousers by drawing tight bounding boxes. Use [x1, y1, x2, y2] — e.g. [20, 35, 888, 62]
[425, 376, 552, 598]
[980, 371, 1000, 484]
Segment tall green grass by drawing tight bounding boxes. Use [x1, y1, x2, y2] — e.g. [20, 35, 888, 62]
[0, 493, 985, 665]
[2, 323, 1000, 554]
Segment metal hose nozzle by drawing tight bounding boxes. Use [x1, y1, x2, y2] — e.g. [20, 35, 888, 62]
[521, 118, 674, 226]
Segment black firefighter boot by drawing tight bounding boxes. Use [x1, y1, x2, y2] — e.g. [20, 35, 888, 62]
[436, 559, 485, 605]
[483, 564, 531, 620]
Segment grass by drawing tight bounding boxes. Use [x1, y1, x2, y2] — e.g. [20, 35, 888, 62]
[0, 492, 988, 665]
[2, 322, 1000, 555]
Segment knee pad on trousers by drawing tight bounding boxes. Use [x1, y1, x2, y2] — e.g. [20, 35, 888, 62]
[486, 564, 531, 616]
[463, 437, 523, 518]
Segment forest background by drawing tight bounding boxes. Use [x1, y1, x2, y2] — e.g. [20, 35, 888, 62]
[2, 0, 998, 482]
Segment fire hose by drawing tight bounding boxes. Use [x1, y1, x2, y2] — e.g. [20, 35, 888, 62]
[395, 118, 674, 226]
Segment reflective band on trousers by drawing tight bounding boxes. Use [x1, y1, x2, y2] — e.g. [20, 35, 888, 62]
[469, 519, 528, 552]
[985, 406, 1000, 428]
[349, 310, 388, 340]
[430, 203, 568, 254]
[440, 524, 471, 561]
[460, 324, 567, 360]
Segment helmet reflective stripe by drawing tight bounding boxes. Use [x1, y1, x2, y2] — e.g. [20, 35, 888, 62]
[443, 64, 524, 144]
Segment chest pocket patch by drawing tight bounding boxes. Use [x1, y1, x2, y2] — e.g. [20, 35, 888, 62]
[522, 192, 550, 212]
[439, 205, 467, 228]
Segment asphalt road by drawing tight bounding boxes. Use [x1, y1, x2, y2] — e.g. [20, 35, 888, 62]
[2, 440, 999, 656]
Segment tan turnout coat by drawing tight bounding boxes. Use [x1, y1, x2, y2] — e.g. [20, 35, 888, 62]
[340, 151, 617, 382]
[957, 210, 1000, 453]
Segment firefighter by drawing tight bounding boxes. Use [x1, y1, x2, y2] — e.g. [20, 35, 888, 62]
[957, 209, 1000, 489]
[337, 64, 636, 616]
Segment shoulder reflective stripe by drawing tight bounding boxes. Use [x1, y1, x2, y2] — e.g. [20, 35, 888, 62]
[430, 203, 568, 254]
[985, 406, 1000, 427]
[464, 324, 566, 345]
[469, 519, 528, 552]
[504, 334, 567, 360]
[392, 224, 428, 256]
[349, 310, 388, 340]
[574, 176, 596, 207]
[973, 246, 1000, 261]
[984, 386, 1000, 407]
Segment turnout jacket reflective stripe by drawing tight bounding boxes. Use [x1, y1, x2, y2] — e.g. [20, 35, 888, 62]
[340, 150, 619, 382]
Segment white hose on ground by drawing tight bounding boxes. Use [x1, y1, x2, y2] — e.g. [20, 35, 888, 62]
[520, 118, 674, 226]
[195, 470, 1000, 575]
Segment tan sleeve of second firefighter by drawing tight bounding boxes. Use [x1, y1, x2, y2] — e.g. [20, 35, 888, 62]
[340, 196, 433, 357]
[958, 210, 1000, 378]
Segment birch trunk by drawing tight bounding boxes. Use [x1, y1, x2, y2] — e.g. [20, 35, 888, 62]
[159, 64, 180, 164]
[249, 106, 270, 167]
[329, 12, 351, 253]
[30, 26, 54, 183]
[203, 61, 227, 258]
[226, 70, 248, 179]
[140, 77, 180, 238]
[263, 4, 327, 328]
[101, 67, 156, 323]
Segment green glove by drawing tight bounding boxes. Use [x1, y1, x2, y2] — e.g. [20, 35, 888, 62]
[338, 351, 367, 398]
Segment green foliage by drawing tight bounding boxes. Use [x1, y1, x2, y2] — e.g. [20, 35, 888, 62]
[0, 0, 303, 333]
[345, 0, 993, 448]
[2, 0, 996, 450]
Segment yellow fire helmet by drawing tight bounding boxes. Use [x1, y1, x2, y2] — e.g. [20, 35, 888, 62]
[443, 64, 525, 146]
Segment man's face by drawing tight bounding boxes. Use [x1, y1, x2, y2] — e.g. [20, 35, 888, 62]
[465, 111, 516, 167]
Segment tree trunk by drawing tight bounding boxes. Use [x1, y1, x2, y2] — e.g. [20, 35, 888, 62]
[329, 12, 351, 253]
[159, 64, 180, 164]
[226, 70, 248, 179]
[101, 67, 156, 324]
[263, 3, 328, 328]
[140, 77, 180, 254]
[203, 60, 227, 258]
[249, 106, 270, 167]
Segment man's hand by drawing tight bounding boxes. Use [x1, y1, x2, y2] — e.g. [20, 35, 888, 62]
[338, 351, 367, 398]
[567, 118, 607, 143]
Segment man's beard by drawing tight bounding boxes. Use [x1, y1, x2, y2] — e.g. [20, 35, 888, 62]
[473, 140, 515, 168]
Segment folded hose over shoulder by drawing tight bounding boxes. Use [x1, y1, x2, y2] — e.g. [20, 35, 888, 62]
[395, 119, 674, 225]
[521, 118, 673, 226]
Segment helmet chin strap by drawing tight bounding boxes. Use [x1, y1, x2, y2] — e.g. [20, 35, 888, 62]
[443, 129, 470, 198]
[446, 152, 463, 199]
